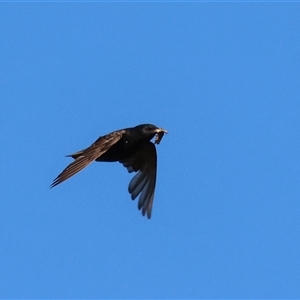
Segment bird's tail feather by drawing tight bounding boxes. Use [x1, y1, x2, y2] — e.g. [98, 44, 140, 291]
[66, 150, 85, 159]
[50, 154, 94, 188]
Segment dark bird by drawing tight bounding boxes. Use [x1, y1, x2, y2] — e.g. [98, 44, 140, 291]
[51, 124, 167, 218]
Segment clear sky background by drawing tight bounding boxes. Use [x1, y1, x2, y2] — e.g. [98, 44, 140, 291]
[1, 2, 299, 299]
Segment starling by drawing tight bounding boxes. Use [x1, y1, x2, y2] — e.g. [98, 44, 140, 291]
[51, 124, 167, 218]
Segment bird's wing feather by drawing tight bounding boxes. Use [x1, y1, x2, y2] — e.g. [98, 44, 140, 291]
[120, 142, 157, 219]
[50, 130, 125, 188]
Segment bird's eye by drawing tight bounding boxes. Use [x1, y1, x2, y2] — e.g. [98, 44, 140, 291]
[145, 126, 153, 131]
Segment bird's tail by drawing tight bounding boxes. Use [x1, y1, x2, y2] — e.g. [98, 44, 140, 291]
[66, 150, 85, 160]
[50, 149, 94, 188]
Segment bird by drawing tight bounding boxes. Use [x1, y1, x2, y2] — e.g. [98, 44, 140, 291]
[51, 124, 167, 219]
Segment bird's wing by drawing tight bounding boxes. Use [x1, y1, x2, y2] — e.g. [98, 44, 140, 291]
[50, 130, 125, 188]
[120, 142, 157, 219]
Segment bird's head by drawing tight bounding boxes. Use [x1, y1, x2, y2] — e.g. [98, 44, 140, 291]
[134, 124, 167, 143]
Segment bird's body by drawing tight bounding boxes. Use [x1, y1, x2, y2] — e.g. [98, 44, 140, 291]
[51, 124, 167, 218]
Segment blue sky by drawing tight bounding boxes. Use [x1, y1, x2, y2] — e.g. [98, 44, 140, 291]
[1, 2, 299, 298]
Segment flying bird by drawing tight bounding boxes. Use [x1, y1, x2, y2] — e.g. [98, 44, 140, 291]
[51, 124, 167, 218]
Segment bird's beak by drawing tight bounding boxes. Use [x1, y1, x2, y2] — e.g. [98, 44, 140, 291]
[155, 128, 168, 134]
[154, 128, 167, 144]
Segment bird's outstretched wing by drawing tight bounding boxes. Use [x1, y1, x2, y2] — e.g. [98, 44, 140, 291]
[51, 130, 125, 188]
[120, 142, 157, 219]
